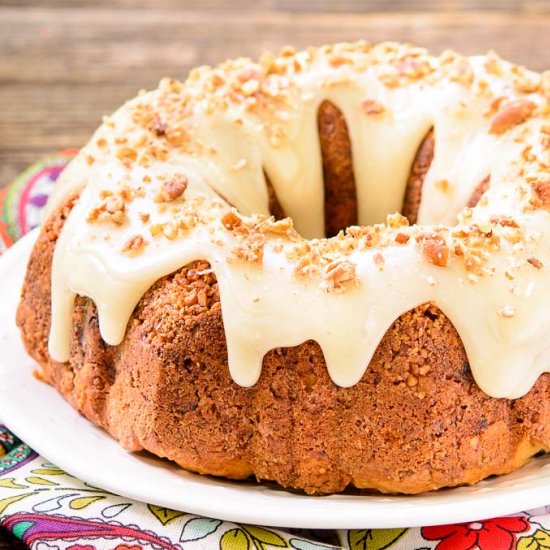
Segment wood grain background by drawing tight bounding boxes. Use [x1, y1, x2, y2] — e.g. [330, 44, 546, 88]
[0, 0, 549, 189]
[0, 0, 548, 547]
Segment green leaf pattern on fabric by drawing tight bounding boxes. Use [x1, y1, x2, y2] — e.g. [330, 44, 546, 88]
[221, 528, 251, 550]
[218, 525, 289, 550]
[517, 528, 550, 550]
[69, 495, 106, 510]
[180, 517, 222, 541]
[348, 528, 408, 550]
[148, 504, 186, 526]
[0, 493, 36, 515]
[30, 468, 66, 476]
[243, 525, 288, 548]
[0, 478, 28, 489]
[25, 476, 58, 486]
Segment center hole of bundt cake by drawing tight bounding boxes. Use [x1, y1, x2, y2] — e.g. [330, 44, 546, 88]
[267, 102, 489, 238]
[401, 130, 490, 226]
[317, 100, 359, 237]
[265, 100, 363, 238]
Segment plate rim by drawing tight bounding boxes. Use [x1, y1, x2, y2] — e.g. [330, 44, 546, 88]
[1, 228, 549, 529]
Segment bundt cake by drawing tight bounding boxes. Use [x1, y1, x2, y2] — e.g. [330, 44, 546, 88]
[17, 41, 550, 494]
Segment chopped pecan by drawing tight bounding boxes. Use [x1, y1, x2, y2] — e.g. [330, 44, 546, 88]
[151, 117, 167, 136]
[418, 234, 449, 267]
[489, 99, 536, 135]
[361, 99, 385, 115]
[323, 260, 357, 292]
[116, 147, 138, 165]
[154, 174, 188, 202]
[527, 257, 543, 269]
[448, 57, 474, 87]
[221, 211, 242, 230]
[105, 196, 125, 214]
[531, 180, 550, 208]
[490, 215, 519, 228]
[395, 232, 410, 244]
[122, 234, 146, 253]
[464, 254, 483, 273]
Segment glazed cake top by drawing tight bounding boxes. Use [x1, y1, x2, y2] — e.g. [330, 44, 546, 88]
[46, 41, 550, 398]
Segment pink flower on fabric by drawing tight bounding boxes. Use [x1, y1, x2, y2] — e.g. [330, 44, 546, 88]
[421, 516, 529, 550]
[114, 545, 143, 550]
[66, 545, 96, 550]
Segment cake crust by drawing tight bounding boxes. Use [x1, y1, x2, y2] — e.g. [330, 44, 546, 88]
[17, 201, 550, 495]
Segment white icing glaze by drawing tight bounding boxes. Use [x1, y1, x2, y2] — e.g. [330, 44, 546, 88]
[45, 42, 550, 398]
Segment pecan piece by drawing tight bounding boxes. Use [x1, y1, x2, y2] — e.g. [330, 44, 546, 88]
[122, 234, 146, 253]
[489, 99, 536, 135]
[154, 174, 188, 202]
[361, 99, 385, 115]
[418, 234, 449, 267]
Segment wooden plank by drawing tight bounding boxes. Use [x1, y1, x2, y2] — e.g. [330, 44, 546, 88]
[1, 9, 548, 82]
[1, 0, 549, 12]
[274, 0, 549, 12]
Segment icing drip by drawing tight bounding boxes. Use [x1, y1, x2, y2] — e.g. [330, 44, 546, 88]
[45, 42, 550, 398]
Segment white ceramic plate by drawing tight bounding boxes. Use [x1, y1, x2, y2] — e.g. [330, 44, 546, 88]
[1, 229, 550, 529]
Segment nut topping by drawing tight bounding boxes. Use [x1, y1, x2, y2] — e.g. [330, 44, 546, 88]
[154, 174, 188, 202]
[489, 99, 536, 135]
[122, 234, 146, 253]
[361, 99, 385, 115]
[417, 234, 449, 268]
[323, 260, 357, 293]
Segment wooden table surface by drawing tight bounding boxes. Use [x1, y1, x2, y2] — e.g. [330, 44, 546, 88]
[0, 0, 548, 547]
[1, 0, 549, 189]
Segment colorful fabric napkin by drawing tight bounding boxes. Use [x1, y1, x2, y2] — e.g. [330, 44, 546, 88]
[1, 152, 550, 550]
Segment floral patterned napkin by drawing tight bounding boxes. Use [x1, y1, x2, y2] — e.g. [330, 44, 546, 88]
[1, 152, 550, 550]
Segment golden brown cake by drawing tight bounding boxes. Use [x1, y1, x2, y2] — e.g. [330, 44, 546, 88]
[17, 41, 550, 494]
